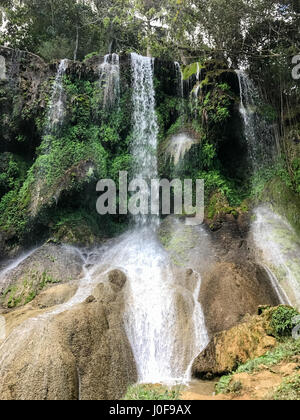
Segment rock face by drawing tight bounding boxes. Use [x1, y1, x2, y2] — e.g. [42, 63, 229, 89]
[0, 272, 137, 400]
[200, 262, 280, 336]
[29, 159, 96, 219]
[159, 214, 280, 337]
[192, 308, 277, 378]
[0, 243, 84, 309]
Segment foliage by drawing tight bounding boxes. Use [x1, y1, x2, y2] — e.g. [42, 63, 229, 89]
[270, 306, 300, 339]
[123, 384, 181, 400]
[0, 153, 28, 199]
[196, 83, 232, 127]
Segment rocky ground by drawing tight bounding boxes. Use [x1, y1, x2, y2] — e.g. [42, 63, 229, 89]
[0, 214, 298, 400]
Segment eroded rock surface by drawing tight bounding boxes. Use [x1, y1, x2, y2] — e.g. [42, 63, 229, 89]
[0, 243, 84, 308]
[0, 273, 137, 400]
[192, 308, 278, 378]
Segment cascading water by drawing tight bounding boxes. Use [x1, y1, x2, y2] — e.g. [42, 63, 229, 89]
[236, 70, 279, 171]
[99, 53, 120, 109]
[252, 206, 300, 310]
[46, 59, 68, 133]
[167, 133, 197, 166]
[130, 52, 159, 226]
[114, 53, 209, 383]
[33, 59, 68, 205]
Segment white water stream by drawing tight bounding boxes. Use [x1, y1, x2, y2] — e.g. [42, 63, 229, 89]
[252, 206, 300, 310]
[236, 70, 279, 171]
[46, 59, 68, 132]
[99, 53, 120, 109]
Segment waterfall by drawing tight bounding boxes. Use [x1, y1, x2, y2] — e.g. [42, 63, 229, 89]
[174, 62, 184, 98]
[115, 53, 209, 384]
[0, 53, 209, 388]
[236, 70, 278, 171]
[99, 53, 120, 109]
[252, 206, 300, 310]
[46, 59, 68, 135]
[130, 53, 159, 226]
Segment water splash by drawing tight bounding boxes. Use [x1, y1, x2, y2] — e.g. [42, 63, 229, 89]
[99, 54, 120, 109]
[236, 70, 279, 171]
[100, 228, 209, 384]
[252, 206, 300, 310]
[167, 133, 197, 166]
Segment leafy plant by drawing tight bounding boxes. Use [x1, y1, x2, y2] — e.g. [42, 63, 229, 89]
[270, 306, 300, 339]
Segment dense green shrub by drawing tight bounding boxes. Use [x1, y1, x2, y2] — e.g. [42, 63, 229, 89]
[270, 306, 300, 339]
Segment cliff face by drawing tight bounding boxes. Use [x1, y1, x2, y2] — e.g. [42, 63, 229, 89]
[0, 47, 242, 256]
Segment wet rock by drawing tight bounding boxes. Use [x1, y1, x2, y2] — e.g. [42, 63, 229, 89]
[200, 262, 280, 336]
[108, 269, 127, 289]
[29, 160, 96, 219]
[85, 295, 96, 304]
[192, 308, 278, 378]
[31, 283, 78, 309]
[0, 243, 83, 309]
[0, 280, 137, 400]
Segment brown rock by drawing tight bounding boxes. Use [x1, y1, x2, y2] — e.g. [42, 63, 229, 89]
[0, 281, 137, 400]
[0, 243, 83, 309]
[192, 309, 277, 378]
[108, 269, 127, 289]
[200, 262, 280, 336]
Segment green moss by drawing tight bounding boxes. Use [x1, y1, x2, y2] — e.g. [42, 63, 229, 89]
[1, 270, 62, 308]
[182, 62, 205, 81]
[270, 306, 300, 339]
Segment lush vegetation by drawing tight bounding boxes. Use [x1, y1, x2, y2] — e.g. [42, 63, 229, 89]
[0, 0, 299, 247]
[123, 384, 181, 400]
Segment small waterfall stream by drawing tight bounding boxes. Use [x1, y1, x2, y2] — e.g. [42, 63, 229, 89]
[46, 59, 68, 133]
[252, 206, 300, 310]
[236, 70, 279, 171]
[174, 62, 184, 98]
[99, 53, 120, 109]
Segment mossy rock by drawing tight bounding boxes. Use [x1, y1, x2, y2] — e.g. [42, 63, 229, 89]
[51, 218, 99, 247]
[2, 270, 62, 309]
[262, 177, 300, 236]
